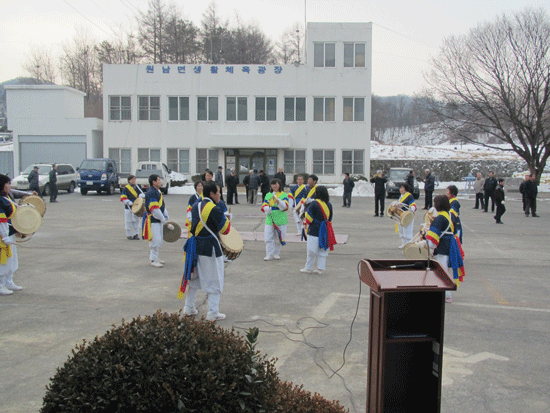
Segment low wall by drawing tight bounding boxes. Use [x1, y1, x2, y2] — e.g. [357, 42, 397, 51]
[370, 159, 529, 181]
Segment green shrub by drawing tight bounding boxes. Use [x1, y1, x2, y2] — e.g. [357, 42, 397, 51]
[41, 310, 348, 413]
[41, 311, 278, 413]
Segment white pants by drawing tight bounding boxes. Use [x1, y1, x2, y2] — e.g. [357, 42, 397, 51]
[149, 222, 163, 261]
[265, 224, 286, 257]
[184, 250, 224, 315]
[0, 238, 18, 288]
[305, 235, 329, 271]
[124, 209, 140, 237]
[398, 222, 414, 245]
[293, 210, 303, 234]
[434, 254, 455, 298]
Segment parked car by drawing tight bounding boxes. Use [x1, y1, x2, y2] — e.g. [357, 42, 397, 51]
[385, 167, 420, 199]
[77, 158, 119, 195]
[12, 163, 77, 196]
[134, 162, 172, 194]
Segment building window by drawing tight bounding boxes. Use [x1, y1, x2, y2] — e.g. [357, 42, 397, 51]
[196, 149, 219, 173]
[312, 150, 335, 175]
[168, 97, 189, 121]
[313, 97, 335, 122]
[108, 148, 132, 174]
[344, 43, 366, 67]
[284, 149, 306, 174]
[197, 96, 218, 121]
[342, 150, 364, 175]
[343, 97, 365, 122]
[226, 97, 248, 121]
[255, 97, 277, 121]
[314, 43, 336, 67]
[109, 96, 131, 121]
[167, 148, 190, 173]
[284, 97, 306, 121]
[138, 96, 160, 121]
[138, 148, 161, 162]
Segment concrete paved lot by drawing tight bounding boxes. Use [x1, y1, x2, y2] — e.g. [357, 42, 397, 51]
[1, 189, 549, 412]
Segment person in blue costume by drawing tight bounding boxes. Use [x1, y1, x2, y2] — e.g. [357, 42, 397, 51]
[179, 182, 231, 321]
[0, 175, 22, 295]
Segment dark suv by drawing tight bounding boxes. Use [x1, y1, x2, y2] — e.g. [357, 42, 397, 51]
[385, 168, 420, 199]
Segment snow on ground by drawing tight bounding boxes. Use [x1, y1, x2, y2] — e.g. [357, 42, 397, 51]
[371, 141, 522, 160]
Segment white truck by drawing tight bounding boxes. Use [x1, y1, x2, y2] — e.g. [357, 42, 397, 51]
[134, 162, 172, 194]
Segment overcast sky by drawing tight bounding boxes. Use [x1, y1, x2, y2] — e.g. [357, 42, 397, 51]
[1, 0, 548, 96]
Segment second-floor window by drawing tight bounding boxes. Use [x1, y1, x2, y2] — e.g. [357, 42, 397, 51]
[284, 97, 306, 121]
[343, 97, 365, 122]
[138, 96, 160, 121]
[227, 97, 248, 121]
[197, 97, 219, 121]
[109, 96, 131, 121]
[255, 97, 277, 121]
[314, 97, 335, 122]
[344, 43, 366, 67]
[314, 43, 336, 67]
[168, 97, 189, 121]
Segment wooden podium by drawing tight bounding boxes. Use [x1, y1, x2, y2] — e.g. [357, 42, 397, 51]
[359, 259, 457, 413]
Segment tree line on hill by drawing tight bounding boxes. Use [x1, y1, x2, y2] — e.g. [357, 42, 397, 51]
[22, 0, 303, 117]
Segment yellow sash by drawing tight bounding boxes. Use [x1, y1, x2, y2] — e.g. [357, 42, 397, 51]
[193, 201, 216, 236]
[125, 184, 138, 199]
[293, 184, 306, 199]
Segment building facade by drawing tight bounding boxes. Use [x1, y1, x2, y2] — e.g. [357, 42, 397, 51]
[103, 22, 372, 184]
[5, 85, 103, 174]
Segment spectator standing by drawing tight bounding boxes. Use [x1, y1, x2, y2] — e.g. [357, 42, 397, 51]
[483, 171, 497, 213]
[259, 170, 270, 201]
[494, 178, 506, 224]
[248, 170, 260, 205]
[215, 166, 224, 201]
[27, 166, 41, 195]
[524, 173, 539, 217]
[274, 167, 286, 189]
[370, 170, 387, 217]
[519, 175, 529, 212]
[423, 169, 435, 210]
[49, 164, 58, 203]
[406, 170, 415, 193]
[473, 172, 485, 210]
[225, 169, 239, 205]
[243, 170, 251, 203]
[342, 173, 354, 207]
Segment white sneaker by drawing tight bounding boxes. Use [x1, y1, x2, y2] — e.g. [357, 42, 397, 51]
[0, 285, 13, 295]
[151, 260, 164, 268]
[264, 256, 274, 261]
[398, 245, 404, 249]
[158, 260, 166, 265]
[206, 312, 226, 321]
[5, 281, 22, 291]
[183, 306, 198, 316]
[300, 268, 312, 274]
[313, 269, 324, 275]
[273, 254, 280, 260]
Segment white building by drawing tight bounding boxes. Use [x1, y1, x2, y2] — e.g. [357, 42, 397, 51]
[103, 22, 372, 184]
[5, 85, 103, 174]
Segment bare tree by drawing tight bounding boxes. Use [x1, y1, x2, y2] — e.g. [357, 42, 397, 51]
[58, 29, 102, 117]
[22, 46, 57, 83]
[200, 2, 229, 64]
[423, 8, 550, 181]
[274, 22, 304, 64]
[138, 0, 172, 64]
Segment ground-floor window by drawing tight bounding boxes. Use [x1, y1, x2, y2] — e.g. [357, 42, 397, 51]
[196, 149, 218, 173]
[312, 149, 335, 175]
[167, 148, 190, 173]
[108, 148, 132, 173]
[284, 149, 306, 174]
[342, 149, 364, 175]
[138, 148, 161, 162]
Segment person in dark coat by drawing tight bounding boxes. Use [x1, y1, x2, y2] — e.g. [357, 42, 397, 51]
[483, 171, 497, 213]
[274, 168, 286, 189]
[494, 178, 506, 224]
[423, 169, 435, 210]
[225, 169, 239, 205]
[342, 173, 355, 207]
[406, 170, 415, 194]
[49, 164, 58, 203]
[215, 166, 224, 201]
[524, 174, 539, 217]
[519, 175, 529, 212]
[259, 170, 270, 201]
[370, 170, 387, 217]
[248, 170, 260, 205]
[27, 166, 41, 195]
